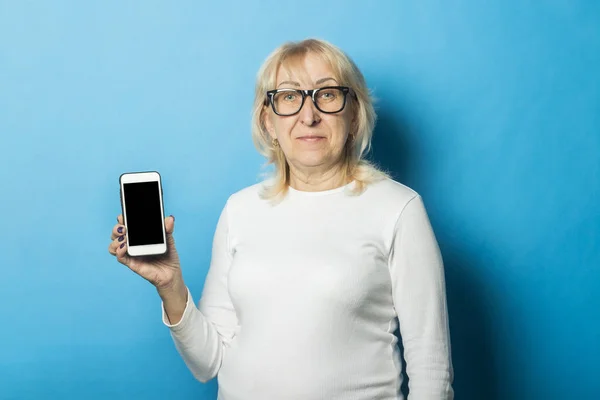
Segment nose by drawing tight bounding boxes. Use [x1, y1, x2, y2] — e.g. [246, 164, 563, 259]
[298, 96, 321, 126]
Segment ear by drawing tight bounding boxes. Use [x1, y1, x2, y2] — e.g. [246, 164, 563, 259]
[262, 106, 276, 140]
[350, 105, 358, 136]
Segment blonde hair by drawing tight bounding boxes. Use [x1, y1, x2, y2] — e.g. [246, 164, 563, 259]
[251, 38, 390, 202]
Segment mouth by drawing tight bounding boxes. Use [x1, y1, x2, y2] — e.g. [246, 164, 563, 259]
[296, 136, 326, 143]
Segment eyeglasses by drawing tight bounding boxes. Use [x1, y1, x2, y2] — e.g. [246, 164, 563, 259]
[265, 86, 356, 116]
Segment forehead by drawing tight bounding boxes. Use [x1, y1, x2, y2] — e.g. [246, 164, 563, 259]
[275, 52, 338, 85]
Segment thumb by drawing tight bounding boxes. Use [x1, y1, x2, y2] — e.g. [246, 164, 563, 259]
[165, 215, 175, 234]
[165, 215, 177, 252]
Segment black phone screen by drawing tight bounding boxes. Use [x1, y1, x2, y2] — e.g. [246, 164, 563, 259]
[123, 181, 164, 246]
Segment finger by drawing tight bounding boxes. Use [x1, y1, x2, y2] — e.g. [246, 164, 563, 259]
[165, 215, 175, 234]
[108, 240, 116, 255]
[111, 223, 126, 240]
[114, 236, 130, 264]
[108, 234, 127, 255]
[117, 214, 123, 225]
[165, 215, 177, 253]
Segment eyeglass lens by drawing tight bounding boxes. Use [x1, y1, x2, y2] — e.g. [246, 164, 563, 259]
[273, 88, 346, 115]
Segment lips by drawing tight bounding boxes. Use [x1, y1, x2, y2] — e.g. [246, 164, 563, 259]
[297, 136, 325, 143]
[297, 135, 325, 139]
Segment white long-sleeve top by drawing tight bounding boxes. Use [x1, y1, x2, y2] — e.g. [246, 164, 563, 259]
[161, 178, 454, 400]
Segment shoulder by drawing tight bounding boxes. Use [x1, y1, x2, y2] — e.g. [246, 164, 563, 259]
[361, 177, 421, 211]
[223, 179, 271, 211]
[222, 177, 422, 214]
[361, 178, 434, 245]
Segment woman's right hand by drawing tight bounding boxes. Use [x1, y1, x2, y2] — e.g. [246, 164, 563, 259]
[108, 214, 182, 291]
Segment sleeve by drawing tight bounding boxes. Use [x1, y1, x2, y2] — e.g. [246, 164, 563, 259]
[160, 200, 238, 383]
[388, 195, 455, 400]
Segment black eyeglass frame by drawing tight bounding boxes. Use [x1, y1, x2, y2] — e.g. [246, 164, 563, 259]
[264, 86, 357, 116]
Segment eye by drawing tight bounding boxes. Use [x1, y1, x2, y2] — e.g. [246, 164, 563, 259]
[317, 89, 338, 101]
[283, 93, 297, 102]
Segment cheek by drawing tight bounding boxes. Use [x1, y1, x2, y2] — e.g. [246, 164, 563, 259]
[328, 117, 351, 142]
[272, 117, 295, 137]
[269, 114, 281, 135]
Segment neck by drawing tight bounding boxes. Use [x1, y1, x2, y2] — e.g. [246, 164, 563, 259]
[288, 163, 350, 192]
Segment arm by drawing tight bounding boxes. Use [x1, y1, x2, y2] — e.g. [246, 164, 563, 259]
[158, 278, 188, 325]
[160, 200, 238, 383]
[389, 195, 454, 400]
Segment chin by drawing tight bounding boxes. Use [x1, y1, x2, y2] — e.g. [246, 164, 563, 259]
[295, 155, 328, 167]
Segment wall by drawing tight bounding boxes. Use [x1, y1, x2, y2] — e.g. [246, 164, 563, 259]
[1, 1, 598, 399]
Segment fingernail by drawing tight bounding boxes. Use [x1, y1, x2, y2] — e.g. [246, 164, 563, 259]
[118, 236, 124, 242]
[117, 227, 123, 233]
[170, 215, 175, 221]
[120, 242, 125, 248]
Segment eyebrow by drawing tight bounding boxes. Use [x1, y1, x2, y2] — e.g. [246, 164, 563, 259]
[277, 77, 338, 88]
[277, 81, 300, 87]
[316, 77, 338, 85]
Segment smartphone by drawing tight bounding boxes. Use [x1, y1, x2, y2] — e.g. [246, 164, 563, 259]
[119, 171, 167, 257]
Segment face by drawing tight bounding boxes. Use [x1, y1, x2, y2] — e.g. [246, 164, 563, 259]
[263, 53, 354, 175]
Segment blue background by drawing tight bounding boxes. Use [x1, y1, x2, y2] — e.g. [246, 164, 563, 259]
[1, 1, 598, 399]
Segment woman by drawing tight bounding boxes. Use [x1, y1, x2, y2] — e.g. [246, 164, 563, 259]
[108, 38, 454, 400]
